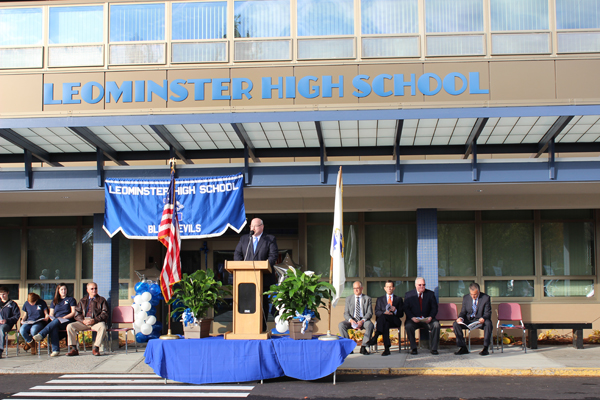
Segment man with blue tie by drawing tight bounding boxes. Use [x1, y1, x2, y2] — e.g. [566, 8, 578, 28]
[365, 280, 403, 356]
[453, 282, 493, 356]
[234, 218, 279, 332]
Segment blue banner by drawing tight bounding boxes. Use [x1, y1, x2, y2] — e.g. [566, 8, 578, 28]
[103, 173, 246, 239]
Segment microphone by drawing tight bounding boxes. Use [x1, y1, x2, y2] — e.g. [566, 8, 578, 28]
[244, 230, 255, 260]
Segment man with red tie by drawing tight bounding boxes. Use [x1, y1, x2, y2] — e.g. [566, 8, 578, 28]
[366, 280, 403, 356]
[403, 277, 440, 355]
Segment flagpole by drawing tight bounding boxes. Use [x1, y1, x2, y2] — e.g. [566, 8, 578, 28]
[160, 158, 180, 340]
[320, 167, 342, 341]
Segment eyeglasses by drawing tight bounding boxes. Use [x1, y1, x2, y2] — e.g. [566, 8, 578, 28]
[89, 288, 98, 291]
[417, 284, 426, 287]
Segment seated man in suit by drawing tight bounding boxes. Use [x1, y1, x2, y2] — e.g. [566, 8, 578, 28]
[453, 282, 493, 356]
[338, 281, 374, 355]
[404, 277, 441, 355]
[365, 280, 403, 356]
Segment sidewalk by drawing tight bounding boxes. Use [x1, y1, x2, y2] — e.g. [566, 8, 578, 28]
[1, 343, 600, 378]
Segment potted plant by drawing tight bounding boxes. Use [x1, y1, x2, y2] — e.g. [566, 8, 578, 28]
[168, 269, 232, 339]
[264, 267, 336, 339]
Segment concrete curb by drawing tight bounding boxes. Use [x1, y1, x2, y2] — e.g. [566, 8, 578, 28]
[337, 367, 600, 377]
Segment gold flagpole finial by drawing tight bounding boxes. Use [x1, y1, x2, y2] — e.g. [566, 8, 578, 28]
[168, 158, 176, 172]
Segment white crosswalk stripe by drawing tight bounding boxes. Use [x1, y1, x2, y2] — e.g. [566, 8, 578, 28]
[13, 374, 255, 399]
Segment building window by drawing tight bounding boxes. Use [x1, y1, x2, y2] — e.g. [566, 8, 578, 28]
[425, 0, 484, 56]
[109, 3, 166, 64]
[438, 224, 476, 278]
[0, 7, 43, 69]
[171, 1, 228, 63]
[481, 211, 535, 277]
[48, 6, 104, 67]
[297, 0, 354, 59]
[234, 0, 289, 38]
[0, 228, 21, 280]
[482, 222, 534, 276]
[361, 0, 419, 58]
[490, 0, 549, 54]
[306, 213, 359, 299]
[557, 0, 600, 53]
[28, 228, 77, 280]
[365, 224, 417, 278]
[541, 222, 595, 276]
[486, 279, 534, 298]
[361, 0, 418, 34]
[233, 0, 290, 61]
[82, 229, 131, 280]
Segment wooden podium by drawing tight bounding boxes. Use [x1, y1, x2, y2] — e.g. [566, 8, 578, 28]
[224, 260, 272, 340]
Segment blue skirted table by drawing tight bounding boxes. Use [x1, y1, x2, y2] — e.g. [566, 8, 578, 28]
[144, 335, 356, 384]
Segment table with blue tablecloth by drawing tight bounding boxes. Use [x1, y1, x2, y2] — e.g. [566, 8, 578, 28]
[144, 335, 356, 384]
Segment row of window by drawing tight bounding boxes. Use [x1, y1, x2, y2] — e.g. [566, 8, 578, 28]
[1, 0, 600, 68]
[0, 216, 131, 302]
[0, 210, 596, 305]
[306, 209, 596, 299]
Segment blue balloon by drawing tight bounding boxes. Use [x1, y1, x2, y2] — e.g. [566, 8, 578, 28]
[152, 323, 163, 335]
[148, 333, 160, 340]
[146, 308, 157, 316]
[135, 282, 149, 294]
[149, 284, 161, 297]
[135, 332, 149, 343]
[150, 297, 160, 306]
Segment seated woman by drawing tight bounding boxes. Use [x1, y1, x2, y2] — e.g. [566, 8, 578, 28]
[33, 283, 76, 357]
[20, 292, 49, 355]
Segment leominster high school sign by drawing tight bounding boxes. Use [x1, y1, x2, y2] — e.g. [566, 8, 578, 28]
[43, 72, 489, 105]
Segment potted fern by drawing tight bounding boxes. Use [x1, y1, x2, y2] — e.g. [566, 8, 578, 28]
[264, 267, 336, 339]
[168, 269, 232, 338]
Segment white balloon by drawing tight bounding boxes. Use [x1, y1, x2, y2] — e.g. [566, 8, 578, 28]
[135, 311, 148, 322]
[134, 295, 143, 304]
[134, 319, 143, 329]
[141, 323, 152, 335]
[146, 316, 157, 326]
[141, 292, 152, 302]
[141, 301, 152, 312]
[132, 303, 141, 313]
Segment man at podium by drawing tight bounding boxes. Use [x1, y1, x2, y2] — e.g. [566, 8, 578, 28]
[234, 218, 278, 331]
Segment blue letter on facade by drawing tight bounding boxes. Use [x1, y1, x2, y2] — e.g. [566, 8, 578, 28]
[469, 72, 489, 94]
[262, 77, 283, 99]
[443, 72, 468, 95]
[81, 81, 104, 104]
[418, 73, 442, 96]
[352, 75, 371, 97]
[106, 81, 133, 103]
[43, 83, 62, 105]
[169, 79, 188, 102]
[212, 78, 231, 100]
[322, 75, 343, 98]
[232, 78, 253, 100]
[298, 76, 319, 99]
[62, 82, 81, 104]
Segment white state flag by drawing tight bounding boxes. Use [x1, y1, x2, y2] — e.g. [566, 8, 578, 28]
[330, 167, 345, 308]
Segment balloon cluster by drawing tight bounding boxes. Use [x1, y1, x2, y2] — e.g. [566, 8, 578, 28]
[132, 281, 163, 343]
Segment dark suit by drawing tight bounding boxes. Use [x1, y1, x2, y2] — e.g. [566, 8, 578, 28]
[403, 288, 441, 351]
[234, 233, 279, 331]
[453, 292, 493, 348]
[372, 294, 403, 347]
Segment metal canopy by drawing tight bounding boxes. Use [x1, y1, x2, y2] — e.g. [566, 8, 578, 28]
[2, 111, 600, 165]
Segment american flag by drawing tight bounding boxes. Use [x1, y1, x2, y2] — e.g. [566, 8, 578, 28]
[158, 167, 181, 302]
